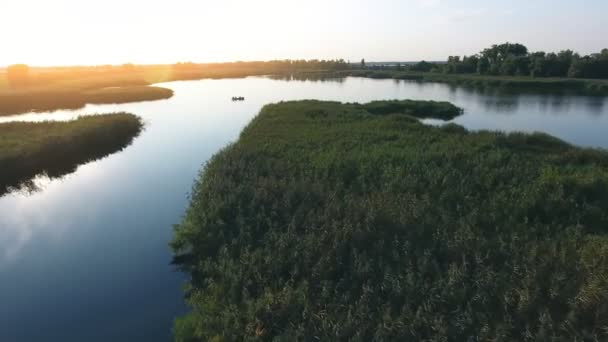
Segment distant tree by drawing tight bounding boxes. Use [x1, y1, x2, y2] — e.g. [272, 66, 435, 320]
[569, 52, 608, 79]
[435, 42, 608, 79]
[531, 51, 577, 77]
[444, 56, 460, 74]
[462, 55, 480, 73]
[443, 55, 479, 74]
[410, 61, 434, 72]
[448, 56, 460, 63]
[477, 57, 490, 74]
[7, 64, 30, 87]
[361, 58, 366, 69]
[500, 55, 518, 76]
[503, 42, 528, 56]
[479, 43, 528, 75]
[513, 56, 531, 76]
[568, 58, 584, 78]
[529, 52, 547, 77]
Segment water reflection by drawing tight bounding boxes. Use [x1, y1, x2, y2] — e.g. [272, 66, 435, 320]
[1, 122, 142, 197]
[267, 73, 347, 83]
[0, 177, 71, 266]
[264, 75, 607, 116]
[0, 76, 607, 342]
[584, 99, 607, 115]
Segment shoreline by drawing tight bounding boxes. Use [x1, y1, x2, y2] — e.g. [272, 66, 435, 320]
[285, 69, 608, 95]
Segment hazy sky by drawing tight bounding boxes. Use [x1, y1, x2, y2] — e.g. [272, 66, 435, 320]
[2, 0, 607, 66]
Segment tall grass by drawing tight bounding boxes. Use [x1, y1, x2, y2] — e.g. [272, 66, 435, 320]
[172, 100, 608, 340]
[0, 86, 173, 116]
[0, 113, 143, 195]
[84, 86, 173, 104]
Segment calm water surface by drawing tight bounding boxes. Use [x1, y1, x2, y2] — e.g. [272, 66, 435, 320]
[1, 77, 607, 341]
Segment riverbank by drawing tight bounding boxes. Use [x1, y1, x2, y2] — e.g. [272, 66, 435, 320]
[172, 99, 608, 340]
[0, 113, 143, 195]
[291, 70, 608, 95]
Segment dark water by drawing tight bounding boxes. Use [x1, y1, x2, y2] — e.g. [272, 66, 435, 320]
[1, 76, 607, 341]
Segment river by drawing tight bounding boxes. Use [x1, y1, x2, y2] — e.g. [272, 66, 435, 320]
[1, 76, 607, 341]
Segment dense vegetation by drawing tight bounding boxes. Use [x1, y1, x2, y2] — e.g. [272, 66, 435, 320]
[408, 43, 608, 79]
[319, 43, 608, 95]
[84, 86, 173, 104]
[173, 100, 608, 341]
[0, 113, 142, 195]
[0, 86, 173, 115]
[306, 69, 608, 95]
[0, 60, 349, 115]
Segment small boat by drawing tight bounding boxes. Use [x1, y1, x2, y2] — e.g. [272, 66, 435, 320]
[231, 96, 245, 101]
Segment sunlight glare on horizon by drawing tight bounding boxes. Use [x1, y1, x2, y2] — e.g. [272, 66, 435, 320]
[1, 0, 607, 66]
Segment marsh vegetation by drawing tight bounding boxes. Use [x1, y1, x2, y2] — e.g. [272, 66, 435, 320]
[0, 113, 143, 195]
[172, 100, 608, 340]
[0, 60, 349, 115]
[0, 86, 174, 116]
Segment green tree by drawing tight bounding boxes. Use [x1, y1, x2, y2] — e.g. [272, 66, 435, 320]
[568, 58, 583, 78]
[477, 57, 490, 74]
[513, 55, 531, 75]
[410, 60, 434, 72]
[530, 52, 547, 77]
[500, 55, 518, 75]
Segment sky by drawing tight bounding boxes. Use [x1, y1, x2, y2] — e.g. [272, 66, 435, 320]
[1, 0, 607, 66]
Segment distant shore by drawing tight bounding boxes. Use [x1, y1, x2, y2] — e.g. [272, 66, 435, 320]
[0, 61, 349, 115]
[2, 60, 607, 116]
[286, 69, 608, 95]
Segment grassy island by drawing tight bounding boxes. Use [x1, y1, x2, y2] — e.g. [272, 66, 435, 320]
[0, 113, 143, 195]
[84, 86, 174, 104]
[172, 100, 608, 340]
[0, 86, 173, 116]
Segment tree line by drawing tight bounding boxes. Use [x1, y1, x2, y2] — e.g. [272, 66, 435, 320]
[173, 59, 351, 73]
[410, 43, 608, 79]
